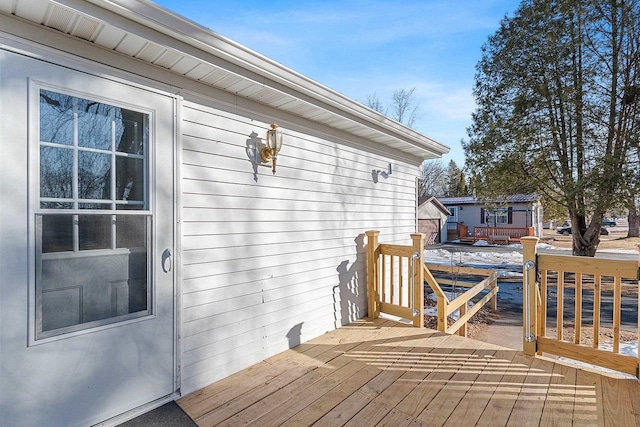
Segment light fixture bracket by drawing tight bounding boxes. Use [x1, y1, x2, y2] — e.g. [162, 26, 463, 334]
[260, 146, 274, 162]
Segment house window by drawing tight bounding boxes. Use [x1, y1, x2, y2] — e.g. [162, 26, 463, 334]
[488, 208, 508, 224]
[483, 207, 513, 225]
[35, 89, 151, 339]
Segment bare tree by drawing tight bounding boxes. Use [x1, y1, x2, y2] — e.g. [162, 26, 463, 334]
[365, 93, 386, 114]
[364, 87, 423, 127]
[419, 160, 447, 196]
[390, 87, 423, 127]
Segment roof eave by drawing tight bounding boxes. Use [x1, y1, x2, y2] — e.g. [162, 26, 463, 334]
[85, 0, 450, 159]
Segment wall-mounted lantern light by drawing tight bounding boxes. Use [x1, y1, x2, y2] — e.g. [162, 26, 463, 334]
[261, 122, 284, 174]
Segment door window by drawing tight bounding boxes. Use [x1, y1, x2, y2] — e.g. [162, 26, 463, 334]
[447, 207, 458, 222]
[35, 89, 151, 339]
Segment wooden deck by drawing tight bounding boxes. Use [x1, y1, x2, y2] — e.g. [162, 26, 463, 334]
[178, 318, 640, 426]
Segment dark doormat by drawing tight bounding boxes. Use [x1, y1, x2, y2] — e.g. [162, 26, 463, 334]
[117, 401, 197, 427]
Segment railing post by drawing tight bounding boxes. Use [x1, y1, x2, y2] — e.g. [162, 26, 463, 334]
[521, 236, 539, 356]
[411, 233, 425, 327]
[458, 302, 467, 336]
[637, 244, 640, 380]
[366, 230, 381, 319]
[491, 274, 498, 311]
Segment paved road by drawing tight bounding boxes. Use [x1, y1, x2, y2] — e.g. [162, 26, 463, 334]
[496, 282, 637, 330]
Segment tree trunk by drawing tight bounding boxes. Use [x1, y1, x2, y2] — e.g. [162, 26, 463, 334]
[571, 212, 598, 257]
[628, 202, 640, 238]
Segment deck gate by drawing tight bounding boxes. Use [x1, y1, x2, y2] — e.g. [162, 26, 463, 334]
[522, 237, 640, 378]
[366, 231, 424, 327]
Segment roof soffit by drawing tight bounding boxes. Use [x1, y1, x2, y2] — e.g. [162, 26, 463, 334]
[1, 0, 449, 160]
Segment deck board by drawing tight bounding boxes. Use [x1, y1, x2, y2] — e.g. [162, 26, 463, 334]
[178, 318, 640, 426]
[539, 361, 577, 426]
[443, 345, 515, 425]
[506, 354, 555, 426]
[416, 341, 498, 425]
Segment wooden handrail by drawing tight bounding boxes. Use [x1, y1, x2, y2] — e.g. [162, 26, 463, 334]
[537, 253, 638, 278]
[446, 272, 499, 316]
[422, 264, 499, 336]
[474, 226, 534, 239]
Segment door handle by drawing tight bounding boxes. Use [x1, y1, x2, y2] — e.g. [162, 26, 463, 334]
[162, 248, 172, 273]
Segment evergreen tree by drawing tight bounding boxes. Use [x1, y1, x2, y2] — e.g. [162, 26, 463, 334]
[465, 0, 640, 256]
[446, 160, 462, 197]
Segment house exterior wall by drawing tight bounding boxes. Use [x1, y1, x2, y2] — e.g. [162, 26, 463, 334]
[178, 95, 420, 393]
[452, 205, 478, 235]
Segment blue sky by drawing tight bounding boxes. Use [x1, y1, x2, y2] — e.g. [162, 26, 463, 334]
[155, 0, 520, 167]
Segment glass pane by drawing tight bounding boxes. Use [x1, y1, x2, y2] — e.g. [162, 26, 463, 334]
[40, 146, 73, 200]
[78, 100, 123, 150]
[117, 111, 146, 155]
[116, 203, 145, 211]
[79, 203, 111, 210]
[116, 157, 144, 203]
[116, 215, 147, 249]
[41, 202, 74, 209]
[41, 214, 73, 253]
[78, 151, 111, 200]
[37, 245, 149, 335]
[40, 90, 74, 146]
[79, 215, 111, 250]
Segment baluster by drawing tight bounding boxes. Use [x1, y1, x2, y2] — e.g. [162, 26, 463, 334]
[593, 275, 601, 349]
[613, 276, 621, 353]
[575, 273, 582, 344]
[398, 257, 404, 307]
[557, 271, 564, 341]
[540, 269, 547, 338]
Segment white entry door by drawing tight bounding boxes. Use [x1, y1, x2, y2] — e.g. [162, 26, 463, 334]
[0, 51, 176, 427]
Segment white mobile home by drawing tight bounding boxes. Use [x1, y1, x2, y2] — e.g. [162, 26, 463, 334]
[0, 1, 448, 425]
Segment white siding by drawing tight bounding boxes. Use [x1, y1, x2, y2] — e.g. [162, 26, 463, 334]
[179, 98, 420, 393]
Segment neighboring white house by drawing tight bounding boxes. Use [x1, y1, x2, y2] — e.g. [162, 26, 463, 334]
[439, 194, 544, 241]
[0, 1, 449, 426]
[417, 195, 451, 244]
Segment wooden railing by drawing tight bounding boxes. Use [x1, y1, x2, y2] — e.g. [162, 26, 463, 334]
[522, 237, 640, 377]
[366, 231, 424, 327]
[473, 226, 535, 242]
[447, 222, 468, 241]
[366, 230, 499, 335]
[423, 264, 499, 336]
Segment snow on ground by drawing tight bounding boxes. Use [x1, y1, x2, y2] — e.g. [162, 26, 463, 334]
[425, 292, 460, 319]
[559, 341, 639, 378]
[423, 245, 523, 277]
